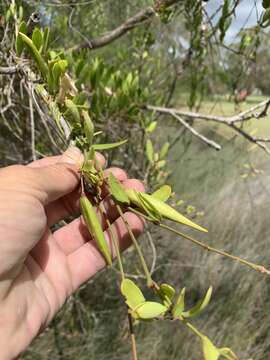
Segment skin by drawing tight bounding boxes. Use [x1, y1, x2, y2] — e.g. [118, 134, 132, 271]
[0, 147, 145, 359]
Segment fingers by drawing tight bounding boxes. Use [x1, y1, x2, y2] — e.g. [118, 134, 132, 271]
[67, 212, 145, 290]
[53, 178, 144, 253]
[27, 148, 105, 206]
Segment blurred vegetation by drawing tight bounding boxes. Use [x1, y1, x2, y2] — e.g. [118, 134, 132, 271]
[2, 0, 270, 359]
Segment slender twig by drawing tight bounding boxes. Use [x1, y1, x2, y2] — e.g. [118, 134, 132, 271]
[170, 112, 221, 150]
[116, 204, 154, 287]
[128, 207, 270, 276]
[128, 313, 138, 360]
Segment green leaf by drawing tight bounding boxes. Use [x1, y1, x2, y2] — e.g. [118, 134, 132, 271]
[160, 142, 170, 159]
[172, 287, 186, 318]
[32, 28, 43, 51]
[182, 287, 212, 319]
[92, 139, 127, 151]
[108, 173, 130, 204]
[126, 190, 208, 233]
[159, 283, 175, 306]
[146, 139, 154, 162]
[135, 301, 167, 319]
[137, 192, 162, 222]
[43, 27, 50, 53]
[146, 121, 157, 133]
[16, 22, 27, 56]
[202, 336, 220, 360]
[82, 110, 94, 144]
[65, 99, 80, 123]
[152, 185, 171, 202]
[121, 279, 145, 310]
[18, 32, 49, 79]
[219, 348, 238, 360]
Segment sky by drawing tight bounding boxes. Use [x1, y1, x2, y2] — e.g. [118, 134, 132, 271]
[205, 0, 263, 43]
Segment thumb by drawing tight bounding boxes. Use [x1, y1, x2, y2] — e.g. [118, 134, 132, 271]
[31, 147, 82, 205]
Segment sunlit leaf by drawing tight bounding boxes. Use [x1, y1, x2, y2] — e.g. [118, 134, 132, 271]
[16, 22, 27, 56]
[172, 287, 186, 318]
[159, 283, 175, 306]
[146, 121, 157, 133]
[219, 348, 238, 360]
[135, 301, 167, 319]
[137, 192, 162, 222]
[121, 279, 145, 310]
[202, 336, 220, 360]
[65, 99, 80, 123]
[152, 185, 171, 202]
[126, 190, 208, 232]
[182, 287, 212, 319]
[18, 32, 49, 79]
[160, 142, 170, 159]
[108, 173, 130, 204]
[32, 28, 43, 51]
[146, 139, 154, 162]
[92, 139, 127, 151]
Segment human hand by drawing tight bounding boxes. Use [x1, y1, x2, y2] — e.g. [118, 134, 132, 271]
[0, 147, 144, 359]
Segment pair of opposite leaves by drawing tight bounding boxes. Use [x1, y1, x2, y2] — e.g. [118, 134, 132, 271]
[121, 278, 213, 321]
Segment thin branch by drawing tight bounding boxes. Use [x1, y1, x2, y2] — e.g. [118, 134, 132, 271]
[74, 0, 181, 51]
[171, 112, 221, 151]
[0, 66, 18, 75]
[147, 98, 270, 125]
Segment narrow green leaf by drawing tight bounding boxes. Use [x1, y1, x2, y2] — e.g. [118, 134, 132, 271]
[108, 173, 130, 204]
[146, 139, 154, 162]
[18, 32, 49, 79]
[32, 28, 43, 51]
[126, 190, 208, 233]
[16, 22, 27, 56]
[182, 286, 213, 319]
[121, 279, 145, 310]
[135, 301, 167, 319]
[219, 348, 238, 360]
[146, 121, 157, 133]
[160, 142, 170, 159]
[82, 110, 94, 144]
[152, 185, 171, 202]
[138, 193, 162, 222]
[172, 287, 186, 318]
[202, 336, 220, 360]
[80, 195, 112, 265]
[92, 139, 127, 151]
[65, 99, 80, 123]
[43, 27, 50, 53]
[159, 283, 175, 306]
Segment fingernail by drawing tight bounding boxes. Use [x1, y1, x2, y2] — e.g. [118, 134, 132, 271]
[60, 146, 83, 165]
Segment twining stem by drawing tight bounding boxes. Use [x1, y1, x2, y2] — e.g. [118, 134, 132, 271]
[184, 320, 204, 339]
[116, 204, 154, 287]
[128, 207, 270, 276]
[128, 312, 138, 360]
[99, 202, 125, 280]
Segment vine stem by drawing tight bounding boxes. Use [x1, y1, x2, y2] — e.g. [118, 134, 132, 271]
[128, 312, 138, 360]
[116, 204, 155, 288]
[98, 202, 125, 281]
[128, 207, 270, 276]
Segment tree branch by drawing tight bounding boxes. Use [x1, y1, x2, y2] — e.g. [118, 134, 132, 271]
[0, 66, 18, 75]
[147, 99, 270, 154]
[74, 0, 182, 51]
